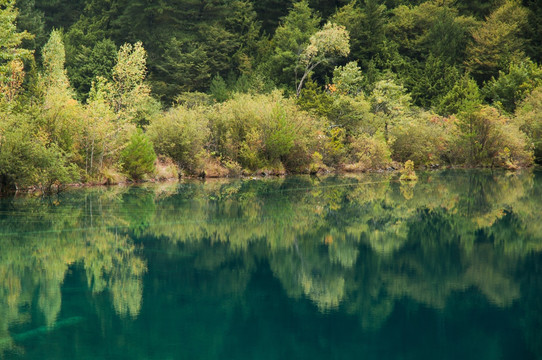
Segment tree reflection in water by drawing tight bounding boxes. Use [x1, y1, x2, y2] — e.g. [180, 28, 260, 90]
[0, 170, 541, 359]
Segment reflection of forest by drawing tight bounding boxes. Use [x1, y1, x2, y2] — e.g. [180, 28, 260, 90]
[146, 171, 542, 312]
[0, 191, 147, 355]
[0, 170, 541, 356]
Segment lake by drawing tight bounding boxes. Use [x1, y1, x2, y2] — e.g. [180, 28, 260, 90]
[0, 170, 541, 359]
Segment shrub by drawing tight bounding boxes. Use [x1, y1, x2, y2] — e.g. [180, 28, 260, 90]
[321, 127, 347, 167]
[296, 78, 333, 117]
[392, 112, 455, 166]
[280, 115, 325, 173]
[33, 143, 80, 193]
[209, 91, 325, 172]
[515, 87, 542, 163]
[209, 75, 229, 102]
[452, 106, 533, 167]
[400, 160, 418, 181]
[483, 60, 542, 114]
[263, 105, 296, 163]
[326, 94, 374, 135]
[0, 114, 79, 192]
[154, 156, 179, 180]
[437, 75, 482, 116]
[100, 166, 126, 185]
[147, 105, 210, 174]
[174, 92, 213, 108]
[308, 151, 326, 174]
[120, 130, 156, 180]
[348, 133, 392, 171]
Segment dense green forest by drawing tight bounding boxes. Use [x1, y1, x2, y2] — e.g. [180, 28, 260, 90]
[1, 0, 542, 191]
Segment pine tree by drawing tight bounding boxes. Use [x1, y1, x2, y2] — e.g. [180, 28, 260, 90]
[120, 129, 156, 180]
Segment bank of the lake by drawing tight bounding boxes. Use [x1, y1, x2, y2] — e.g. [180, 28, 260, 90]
[6, 163, 541, 197]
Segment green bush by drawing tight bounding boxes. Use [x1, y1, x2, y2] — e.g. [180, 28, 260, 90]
[296, 78, 333, 117]
[392, 111, 455, 166]
[263, 105, 296, 163]
[209, 75, 229, 102]
[33, 143, 80, 193]
[452, 106, 533, 168]
[120, 130, 156, 180]
[147, 105, 210, 174]
[321, 127, 347, 167]
[280, 111, 325, 173]
[400, 160, 418, 181]
[483, 60, 542, 114]
[174, 92, 213, 108]
[349, 133, 392, 170]
[209, 91, 325, 172]
[437, 75, 482, 116]
[326, 94, 374, 135]
[0, 113, 79, 192]
[515, 86, 542, 163]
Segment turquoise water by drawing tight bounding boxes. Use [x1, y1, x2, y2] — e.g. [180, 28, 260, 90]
[0, 170, 541, 359]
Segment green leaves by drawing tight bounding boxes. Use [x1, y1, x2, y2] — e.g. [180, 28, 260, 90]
[42, 29, 71, 92]
[267, 0, 320, 90]
[0, 0, 33, 63]
[515, 86, 542, 163]
[465, 0, 529, 82]
[454, 106, 532, 167]
[147, 105, 210, 174]
[483, 60, 542, 114]
[296, 22, 350, 96]
[120, 129, 156, 180]
[332, 61, 365, 96]
[0, 114, 79, 192]
[0, 0, 33, 100]
[263, 103, 296, 163]
[67, 38, 117, 101]
[370, 78, 411, 118]
[437, 74, 482, 116]
[300, 23, 350, 65]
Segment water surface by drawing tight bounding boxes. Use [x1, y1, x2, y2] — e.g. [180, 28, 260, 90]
[1, 170, 541, 359]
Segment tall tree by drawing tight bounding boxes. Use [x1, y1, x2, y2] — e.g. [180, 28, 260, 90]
[409, 54, 459, 109]
[454, 0, 503, 19]
[296, 22, 350, 96]
[308, 0, 349, 18]
[266, 0, 320, 90]
[15, 0, 45, 51]
[465, 0, 529, 83]
[0, 0, 33, 92]
[370, 77, 411, 141]
[41, 29, 83, 154]
[386, 0, 477, 65]
[523, 0, 542, 63]
[253, 0, 293, 34]
[42, 29, 71, 92]
[67, 38, 117, 102]
[107, 0, 261, 102]
[34, 0, 85, 30]
[483, 60, 542, 113]
[62, 0, 121, 100]
[330, 0, 388, 68]
[108, 42, 156, 124]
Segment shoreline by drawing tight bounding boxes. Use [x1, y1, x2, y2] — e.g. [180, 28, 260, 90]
[2, 164, 539, 198]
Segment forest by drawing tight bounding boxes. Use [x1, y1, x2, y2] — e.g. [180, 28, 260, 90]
[1, 0, 542, 191]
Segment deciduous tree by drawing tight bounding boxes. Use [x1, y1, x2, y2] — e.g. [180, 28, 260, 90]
[296, 22, 350, 96]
